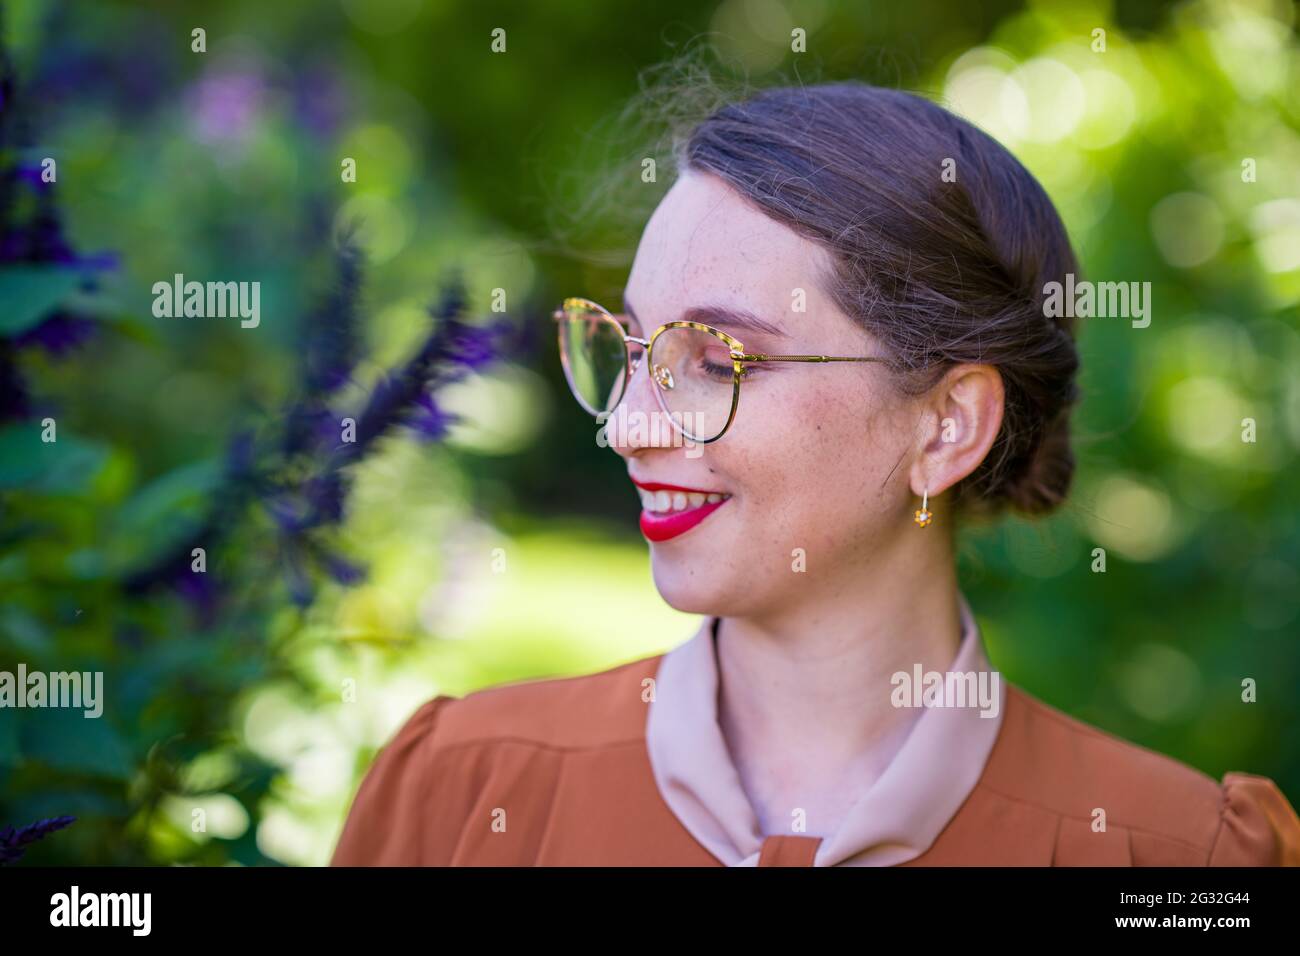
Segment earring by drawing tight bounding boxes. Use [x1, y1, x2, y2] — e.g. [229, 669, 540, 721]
[914, 488, 933, 528]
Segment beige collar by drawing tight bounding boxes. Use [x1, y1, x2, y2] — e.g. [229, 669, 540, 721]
[645, 591, 1005, 866]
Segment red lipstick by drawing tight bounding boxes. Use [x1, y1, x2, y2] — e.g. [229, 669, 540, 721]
[631, 478, 732, 543]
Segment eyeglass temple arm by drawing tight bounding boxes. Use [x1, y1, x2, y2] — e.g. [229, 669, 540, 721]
[735, 353, 887, 363]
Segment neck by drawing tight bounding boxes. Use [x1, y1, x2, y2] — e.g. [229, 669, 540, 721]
[713, 525, 964, 835]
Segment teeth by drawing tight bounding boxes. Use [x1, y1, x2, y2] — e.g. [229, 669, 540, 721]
[638, 488, 732, 514]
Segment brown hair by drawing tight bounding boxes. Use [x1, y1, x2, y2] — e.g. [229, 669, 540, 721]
[676, 81, 1082, 518]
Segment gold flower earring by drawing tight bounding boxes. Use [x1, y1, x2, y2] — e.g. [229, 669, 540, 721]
[914, 487, 933, 528]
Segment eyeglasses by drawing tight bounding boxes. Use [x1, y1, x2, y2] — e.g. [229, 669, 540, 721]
[553, 296, 889, 443]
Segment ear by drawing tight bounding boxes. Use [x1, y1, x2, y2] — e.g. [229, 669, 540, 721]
[908, 364, 1004, 499]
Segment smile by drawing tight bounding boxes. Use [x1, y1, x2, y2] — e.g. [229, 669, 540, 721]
[631, 479, 732, 542]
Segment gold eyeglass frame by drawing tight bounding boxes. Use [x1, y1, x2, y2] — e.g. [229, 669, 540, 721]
[553, 296, 890, 444]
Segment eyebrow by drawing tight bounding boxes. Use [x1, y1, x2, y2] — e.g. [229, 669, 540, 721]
[622, 295, 789, 339]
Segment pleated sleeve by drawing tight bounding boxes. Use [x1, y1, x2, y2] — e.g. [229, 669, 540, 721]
[330, 695, 454, 866]
[1207, 772, 1300, 866]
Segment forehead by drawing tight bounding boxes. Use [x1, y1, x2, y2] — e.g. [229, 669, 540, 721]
[624, 170, 835, 323]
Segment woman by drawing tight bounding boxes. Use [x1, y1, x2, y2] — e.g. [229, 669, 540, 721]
[331, 81, 1300, 866]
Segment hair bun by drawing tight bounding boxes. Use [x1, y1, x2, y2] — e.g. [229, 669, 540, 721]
[1002, 402, 1076, 515]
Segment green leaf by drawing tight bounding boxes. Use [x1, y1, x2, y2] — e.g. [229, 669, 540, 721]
[0, 605, 52, 657]
[20, 706, 133, 780]
[0, 266, 85, 335]
[0, 424, 109, 493]
[114, 459, 224, 530]
[107, 459, 224, 571]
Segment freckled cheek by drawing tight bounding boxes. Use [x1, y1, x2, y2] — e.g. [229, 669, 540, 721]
[797, 421, 863, 518]
[791, 385, 865, 457]
[719, 386, 850, 514]
[781, 388, 886, 523]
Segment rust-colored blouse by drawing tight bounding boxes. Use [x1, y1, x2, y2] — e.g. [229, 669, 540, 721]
[331, 601, 1300, 866]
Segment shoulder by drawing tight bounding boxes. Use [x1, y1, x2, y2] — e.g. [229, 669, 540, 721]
[430, 651, 664, 752]
[978, 684, 1300, 865]
[330, 651, 665, 865]
[986, 685, 1224, 827]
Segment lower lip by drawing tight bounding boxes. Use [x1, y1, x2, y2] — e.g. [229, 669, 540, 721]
[639, 497, 730, 542]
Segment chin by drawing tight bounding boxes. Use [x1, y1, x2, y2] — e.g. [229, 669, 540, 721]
[647, 550, 732, 617]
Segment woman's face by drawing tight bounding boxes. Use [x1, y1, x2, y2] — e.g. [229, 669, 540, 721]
[609, 169, 930, 618]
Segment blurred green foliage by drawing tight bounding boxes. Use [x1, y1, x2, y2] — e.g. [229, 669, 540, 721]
[1, 0, 1297, 865]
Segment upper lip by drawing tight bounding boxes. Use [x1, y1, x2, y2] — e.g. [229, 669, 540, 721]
[630, 476, 728, 495]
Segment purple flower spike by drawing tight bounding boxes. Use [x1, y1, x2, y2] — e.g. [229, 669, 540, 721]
[321, 551, 366, 586]
[283, 548, 314, 608]
[304, 472, 344, 524]
[265, 496, 307, 533]
[225, 430, 256, 477]
[447, 324, 499, 371]
[407, 392, 457, 441]
[69, 250, 119, 272]
[175, 570, 221, 629]
[15, 163, 54, 191]
[13, 311, 98, 356]
[0, 815, 77, 865]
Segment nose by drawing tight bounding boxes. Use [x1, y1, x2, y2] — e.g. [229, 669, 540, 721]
[605, 339, 676, 459]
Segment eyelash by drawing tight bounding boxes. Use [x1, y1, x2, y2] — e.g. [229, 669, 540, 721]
[700, 357, 765, 381]
[699, 358, 734, 381]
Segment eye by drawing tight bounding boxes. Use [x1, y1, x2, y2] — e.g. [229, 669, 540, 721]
[697, 353, 763, 382]
[698, 357, 735, 381]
